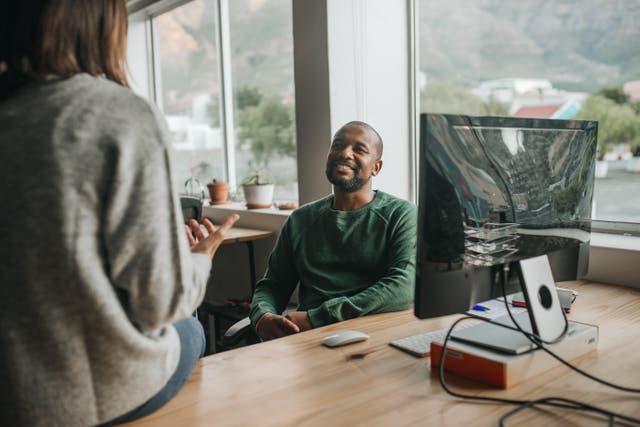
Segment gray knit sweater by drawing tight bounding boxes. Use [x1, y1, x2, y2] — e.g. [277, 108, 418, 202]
[0, 74, 211, 426]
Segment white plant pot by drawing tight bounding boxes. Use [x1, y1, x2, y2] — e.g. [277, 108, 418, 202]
[595, 160, 608, 178]
[242, 184, 274, 209]
[626, 157, 640, 173]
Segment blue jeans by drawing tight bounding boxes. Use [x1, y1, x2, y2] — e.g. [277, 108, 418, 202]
[105, 316, 206, 425]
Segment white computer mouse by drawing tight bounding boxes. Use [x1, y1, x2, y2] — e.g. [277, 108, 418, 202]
[322, 330, 369, 347]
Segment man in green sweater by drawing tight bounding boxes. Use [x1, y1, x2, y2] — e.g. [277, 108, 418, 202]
[250, 121, 417, 340]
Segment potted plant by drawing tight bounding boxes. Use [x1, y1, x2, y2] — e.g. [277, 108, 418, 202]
[242, 168, 275, 209]
[207, 179, 230, 205]
[595, 144, 608, 179]
[626, 144, 640, 173]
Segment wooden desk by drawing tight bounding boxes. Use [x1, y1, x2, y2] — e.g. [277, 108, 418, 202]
[127, 281, 640, 426]
[221, 227, 274, 245]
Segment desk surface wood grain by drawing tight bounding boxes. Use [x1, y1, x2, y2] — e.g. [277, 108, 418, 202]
[125, 281, 640, 426]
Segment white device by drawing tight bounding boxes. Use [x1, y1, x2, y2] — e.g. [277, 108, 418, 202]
[518, 254, 567, 342]
[323, 330, 369, 347]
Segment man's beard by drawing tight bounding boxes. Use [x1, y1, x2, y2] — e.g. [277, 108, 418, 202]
[325, 160, 364, 193]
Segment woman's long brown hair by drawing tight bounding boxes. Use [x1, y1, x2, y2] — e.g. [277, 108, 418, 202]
[0, 0, 129, 87]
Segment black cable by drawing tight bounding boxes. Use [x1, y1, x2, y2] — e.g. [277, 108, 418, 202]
[494, 264, 569, 346]
[498, 397, 620, 427]
[499, 265, 640, 393]
[437, 317, 640, 425]
[435, 265, 640, 425]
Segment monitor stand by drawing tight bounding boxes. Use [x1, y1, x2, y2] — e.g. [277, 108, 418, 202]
[451, 255, 567, 354]
[516, 254, 567, 342]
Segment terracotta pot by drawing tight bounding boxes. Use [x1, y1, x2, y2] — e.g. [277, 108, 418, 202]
[207, 182, 230, 205]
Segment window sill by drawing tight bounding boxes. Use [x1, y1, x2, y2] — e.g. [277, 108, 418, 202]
[590, 232, 640, 251]
[203, 202, 292, 232]
[586, 232, 640, 289]
[205, 202, 293, 215]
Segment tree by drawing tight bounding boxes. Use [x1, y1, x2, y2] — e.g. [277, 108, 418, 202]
[575, 94, 640, 151]
[597, 86, 629, 105]
[235, 86, 263, 110]
[236, 95, 296, 167]
[420, 81, 508, 116]
[482, 95, 510, 116]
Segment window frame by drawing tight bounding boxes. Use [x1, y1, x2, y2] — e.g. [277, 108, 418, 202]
[145, 0, 237, 187]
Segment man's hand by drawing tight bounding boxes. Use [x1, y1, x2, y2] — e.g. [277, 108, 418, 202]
[184, 214, 240, 259]
[284, 311, 313, 332]
[255, 313, 300, 341]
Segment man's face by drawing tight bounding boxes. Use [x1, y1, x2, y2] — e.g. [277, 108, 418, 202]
[325, 125, 382, 192]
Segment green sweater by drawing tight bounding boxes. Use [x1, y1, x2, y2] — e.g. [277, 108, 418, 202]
[250, 191, 417, 328]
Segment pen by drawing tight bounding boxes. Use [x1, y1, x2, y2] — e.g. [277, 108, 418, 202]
[472, 304, 490, 312]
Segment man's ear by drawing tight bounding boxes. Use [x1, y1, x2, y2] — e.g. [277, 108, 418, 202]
[371, 159, 383, 176]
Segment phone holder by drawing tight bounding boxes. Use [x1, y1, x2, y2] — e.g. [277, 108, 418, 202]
[517, 255, 566, 342]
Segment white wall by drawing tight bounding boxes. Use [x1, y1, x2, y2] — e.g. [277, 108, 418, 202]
[327, 0, 412, 200]
[294, 0, 413, 204]
[586, 234, 640, 288]
[292, 0, 333, 205]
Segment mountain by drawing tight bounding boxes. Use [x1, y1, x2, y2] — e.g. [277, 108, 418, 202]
[228, 0, 295, 97]
[418, 0, 640, 91]
[152, 0, 639, 102]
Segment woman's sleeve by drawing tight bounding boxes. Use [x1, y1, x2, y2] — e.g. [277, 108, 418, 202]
[104, 103, 210, 332]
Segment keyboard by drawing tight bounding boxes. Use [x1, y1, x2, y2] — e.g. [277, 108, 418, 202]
[389, 321, 480, 358]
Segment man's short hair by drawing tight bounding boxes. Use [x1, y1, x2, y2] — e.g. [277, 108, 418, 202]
[338, 121, 383, 159]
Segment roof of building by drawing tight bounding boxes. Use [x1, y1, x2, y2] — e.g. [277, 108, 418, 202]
[513, 104, 562, 118]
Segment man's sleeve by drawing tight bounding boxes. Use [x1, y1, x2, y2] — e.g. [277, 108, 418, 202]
[307, 204, 417, 327]
[249, 218, 300, 327]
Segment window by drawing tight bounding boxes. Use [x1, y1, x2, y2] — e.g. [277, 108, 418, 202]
[416, 0, 640, 229]
[228, 0, 297, 202]
[151, 0, 297, 202]
[154, 0, 226, 194]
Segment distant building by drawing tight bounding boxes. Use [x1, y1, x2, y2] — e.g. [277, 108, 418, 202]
[473, 78, 552, 105]
[513, 100, 582, 119]
[513, 104, 562, 118]
[473, 78, 586, 119]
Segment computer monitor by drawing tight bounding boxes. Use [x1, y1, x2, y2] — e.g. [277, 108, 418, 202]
[415, 114, 597, 320]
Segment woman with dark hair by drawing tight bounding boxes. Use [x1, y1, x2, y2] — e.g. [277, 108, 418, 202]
[0, 1, 238, 425]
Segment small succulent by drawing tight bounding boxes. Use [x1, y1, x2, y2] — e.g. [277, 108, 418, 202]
[242, 168, 274, 186]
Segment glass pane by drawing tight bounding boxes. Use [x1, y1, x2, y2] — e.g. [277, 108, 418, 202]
[417, 0, 640, 224]
[229, 0, 298, 203]
[154, 0, 226, 197]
